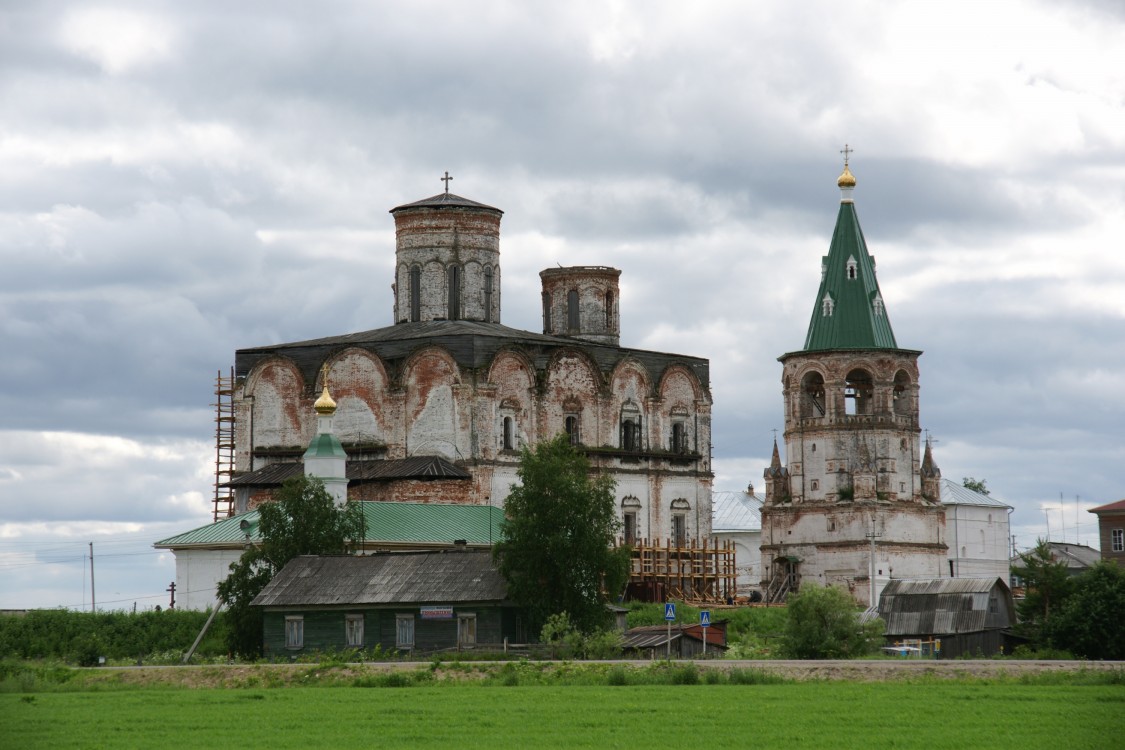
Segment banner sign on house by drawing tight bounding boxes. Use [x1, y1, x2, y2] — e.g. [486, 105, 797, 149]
[420, 606, 454, 620]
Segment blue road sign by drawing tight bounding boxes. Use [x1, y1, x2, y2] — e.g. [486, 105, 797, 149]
[700, 610, 711, 627]
[664, 602, 676, 621]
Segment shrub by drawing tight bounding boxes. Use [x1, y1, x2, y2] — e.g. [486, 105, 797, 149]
[781, 585, 883, 659]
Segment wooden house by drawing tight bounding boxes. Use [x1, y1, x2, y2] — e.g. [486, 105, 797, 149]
[251, 549, 526, 656]
[878, 577, 1016, 658]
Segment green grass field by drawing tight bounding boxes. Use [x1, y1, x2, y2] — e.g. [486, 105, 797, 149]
[3, 680, 1119, 749]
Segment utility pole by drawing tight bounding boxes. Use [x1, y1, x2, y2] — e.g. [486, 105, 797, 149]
[865, 516, 884, 607]
[166, 582, 176, 611]
[89, 542, 96, 613]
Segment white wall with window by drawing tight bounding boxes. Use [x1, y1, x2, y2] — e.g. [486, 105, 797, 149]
[396, 614, 415, 649]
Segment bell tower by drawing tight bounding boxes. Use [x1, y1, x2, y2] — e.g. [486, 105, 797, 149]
[761, 153, 946, 605]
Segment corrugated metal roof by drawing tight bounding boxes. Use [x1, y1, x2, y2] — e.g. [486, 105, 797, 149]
[879, 577, 1012, 636]
[251, 550, 508, 607]
[712, 490, 762, 532]
[154, 501, 504, 549]
[939, 478, 1012, 508]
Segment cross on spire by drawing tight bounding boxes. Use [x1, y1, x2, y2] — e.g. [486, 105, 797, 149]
[441, 171, 453, 194]
[840, 144, 853, 168]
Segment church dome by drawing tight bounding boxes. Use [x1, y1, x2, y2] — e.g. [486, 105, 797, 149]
[837, 165, 856, 188]
[314, 385, 337, 415]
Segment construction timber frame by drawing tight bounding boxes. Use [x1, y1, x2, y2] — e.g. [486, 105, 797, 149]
[620, 537, 737, 604]
[212, 368, 236, 522]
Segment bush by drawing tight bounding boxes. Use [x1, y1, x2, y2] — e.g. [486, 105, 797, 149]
[781, 585, 883, 659]
[539, 612, 623, 660]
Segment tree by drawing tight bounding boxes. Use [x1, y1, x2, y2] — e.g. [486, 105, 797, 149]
[781, 584, 883, 659]
[217, 476, 364, 657]
[492, 435, 631, 634]
[1042, 562, 1125, 660]
[1011, 539, 1073, 646]
[962, 477, 990, 495]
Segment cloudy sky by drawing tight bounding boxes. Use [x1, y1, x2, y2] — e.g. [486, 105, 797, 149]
[2, 0, 1123, 610]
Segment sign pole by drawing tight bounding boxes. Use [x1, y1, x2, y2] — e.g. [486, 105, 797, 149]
[664, 602, 676, 659]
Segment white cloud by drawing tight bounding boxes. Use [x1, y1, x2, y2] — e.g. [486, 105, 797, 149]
[58, 8, 175, 75]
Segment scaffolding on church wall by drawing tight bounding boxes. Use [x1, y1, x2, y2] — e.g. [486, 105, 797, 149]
[620, 537, 737, 604]
[212, 367, 236, 522]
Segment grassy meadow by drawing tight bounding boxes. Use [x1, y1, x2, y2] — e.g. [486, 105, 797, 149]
[1, 663, 1120, 749]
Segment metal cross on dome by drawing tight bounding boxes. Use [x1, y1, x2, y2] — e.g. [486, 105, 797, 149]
[840, 144, 853, 168]
[441, 171, 453, 194]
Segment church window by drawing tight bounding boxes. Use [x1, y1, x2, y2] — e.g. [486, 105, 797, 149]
[484, 266, 494, 322]
[565, 415, 580, 445]
[502, 416, 514, 451]
[457, 614, 477, 647]
[811, 443, 816, 452]
[345, 614, 364, 648]
[846, 255, 858, 280]
[672, 514, 686, 547]
[671, 422, 687, 453]
[822, 294, 834, 317]
[811, 480, 819, 491]
[845, 369, 873, 416]
[1112, 529, 1123, 552]
[873, 293, 884, 316]
[605, 290, 614, 329]
[826, 516, 835, 532]
[409, 266, 421, 322]
[285, 616, 304, 649]
[622, 419, 640, 451]
[396, 615, 414, 649]
[623, 512, 637, 545]
[801, 372, 826, 418]
[447, 265, 462, 320]
[893, 371, 911, 416]
[567, 289, 580, 331]
[542, 291, 551, 332]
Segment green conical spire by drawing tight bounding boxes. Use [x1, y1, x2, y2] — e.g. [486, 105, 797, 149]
[801, 165, 898, 351]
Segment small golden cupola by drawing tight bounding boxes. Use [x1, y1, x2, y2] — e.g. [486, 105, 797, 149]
[837, 144, 856, 202]
[837, 164, 856, 188]
[314, 384, 337, 415]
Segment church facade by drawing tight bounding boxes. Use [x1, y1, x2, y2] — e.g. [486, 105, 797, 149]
[228, 185, 714, 544]
[761, 160, 947, 606]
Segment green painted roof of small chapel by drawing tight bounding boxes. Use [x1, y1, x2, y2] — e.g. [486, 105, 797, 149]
[801, 191, 899, 351]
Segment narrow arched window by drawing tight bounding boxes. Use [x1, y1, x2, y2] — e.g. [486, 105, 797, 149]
[605, 290, 614, 329]
[542, 291, 551, 332]
[484, 266, 494, 322]
[671, 422, 686, 453]
[409, 266, 421, 322]
[447, 265, 461, 320]
[502, 416, 513, 450]
[567, 289, 580, 331]
[565, 415, 580, 445]
[822, 294, 834, 317]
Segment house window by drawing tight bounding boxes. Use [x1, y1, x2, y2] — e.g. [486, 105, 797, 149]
[483, 266, 494, 322]
[345, 614, 364, 648]
[672, 514, 686, 547]
[502, 416, 514, 450]
[988, 595, 998, 615]
[409, 266, 421, 322]
[567, 289, 580, 331]
[1113, 528, 1124, 553]
[623, 512, 637, 545]
[396, 615, 414, 649]
[565, 415, 580, 446]
[285, 616, 304, 649]
[457, 614, 477, 647]
[447, 264, 461, 320]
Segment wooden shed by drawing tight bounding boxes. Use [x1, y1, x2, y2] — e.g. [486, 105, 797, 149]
[878, 577, 1016, 658]
[251, 549, 526, 656]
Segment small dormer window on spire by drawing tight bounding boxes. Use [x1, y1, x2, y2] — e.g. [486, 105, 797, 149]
[822, 293, 834, 317]
[846, 255, 858, 280]
[873, 293, 884, 316]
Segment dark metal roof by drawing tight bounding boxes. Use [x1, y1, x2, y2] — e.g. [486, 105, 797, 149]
[225, 457, 471, 487]
[390, 192, 502, 214]
[251, 550, 509, 608]
[879, 577, 1014, 636]
[235, 320, 710, 393]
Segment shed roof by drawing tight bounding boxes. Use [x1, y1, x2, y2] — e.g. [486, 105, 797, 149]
[154, 501, 504, 549]
[879, 577, 1012, 636]
[251, 550, 508, 608]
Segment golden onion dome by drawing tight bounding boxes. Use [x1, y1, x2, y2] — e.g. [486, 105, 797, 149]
[314, 384, 337, 415]
[837, 164, 856, 188]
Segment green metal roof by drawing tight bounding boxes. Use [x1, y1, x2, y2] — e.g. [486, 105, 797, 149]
[154, 501, 505, 549]
[801, 201, 899, 351]
[303, 433, 346, 459]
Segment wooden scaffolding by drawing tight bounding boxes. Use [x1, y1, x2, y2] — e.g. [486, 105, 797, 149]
[620, 537, 737, 604]
[212, 368, 236, 522]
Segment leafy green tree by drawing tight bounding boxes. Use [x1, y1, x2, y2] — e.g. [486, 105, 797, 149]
[217, 476, 363, 657]
[962, 477, 990, 495]
[781, 584, 883, 659]
[493, 435, 631, 634]
[1012, 539, 1073, 645]
[1042, 562, 1125, 660]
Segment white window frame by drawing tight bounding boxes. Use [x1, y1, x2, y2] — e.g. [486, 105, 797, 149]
[1112, 528, 1124, 553]
[396, 614, 415, 649]
[345, 614, 364, 648]
[457, 614, 477, 648]
[285, 616, 304, 649]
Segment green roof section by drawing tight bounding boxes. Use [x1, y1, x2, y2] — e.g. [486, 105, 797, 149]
[154, 501, 505, 549]
[303, 433, 347, 459]
[801, 200, 899, 351]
